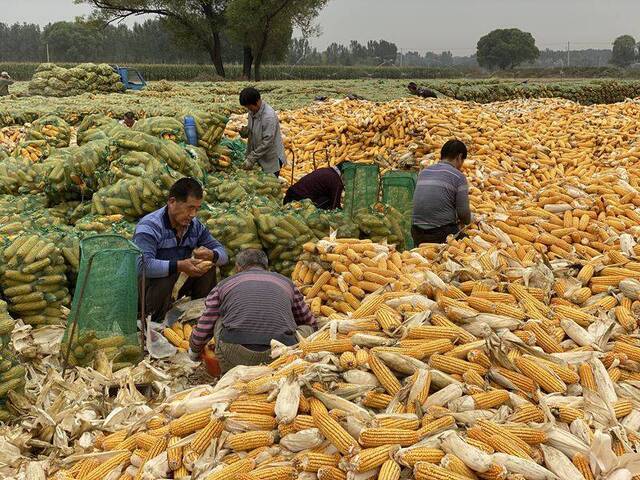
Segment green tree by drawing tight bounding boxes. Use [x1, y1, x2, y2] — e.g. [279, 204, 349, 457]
[77, 0, 229, 76]
[43, 21, 103, 62]
[226, 0, 328, 80]
[611, 35, 636, 67]
[476, 28, 539, 70]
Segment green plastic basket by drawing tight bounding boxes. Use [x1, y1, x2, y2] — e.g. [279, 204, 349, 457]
[381, 171, 417, 250]
[342, 163, 380, 219]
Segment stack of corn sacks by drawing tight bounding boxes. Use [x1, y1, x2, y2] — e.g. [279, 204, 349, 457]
[133, 116, 186, 143]
[28, 63, 125, 97]
[0, 300, 25, 423]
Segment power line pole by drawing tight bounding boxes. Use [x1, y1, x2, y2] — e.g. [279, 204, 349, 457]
[46, 43, 50, 63]
[567, 41, 570, 67]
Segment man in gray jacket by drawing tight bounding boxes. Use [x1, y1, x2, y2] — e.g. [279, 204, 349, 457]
[239, 87, 286, 177]
[0, 72, 14, 96]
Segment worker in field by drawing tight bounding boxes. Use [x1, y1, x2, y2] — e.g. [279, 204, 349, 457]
[189, 249, 316, 372]
[412, 139, 472, 245]
[239, 87, 286, 177]
[120, 111, 136, 128]
[283, 161, 351, 210]
[408, 82, 437, 99]
[133, 177, 228, 323]
[0, 72, 14, 96]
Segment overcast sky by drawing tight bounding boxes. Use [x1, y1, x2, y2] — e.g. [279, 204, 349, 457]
[1, 0, 638, 54]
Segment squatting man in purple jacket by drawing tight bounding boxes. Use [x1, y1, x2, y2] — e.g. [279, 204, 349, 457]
[188, 249, 317, 373]
[133, 178, 228, 323]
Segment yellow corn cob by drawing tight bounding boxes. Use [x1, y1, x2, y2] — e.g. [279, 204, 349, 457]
[167, 436, 182, 471]
[135, 433, 157, 450]
[339, 351, 357, 370]
[523, 322, 563, 353]
[169, 408, 213, 436]
[477, 464, 507, 480]
[577, 264, 595, 284]
[83, 452, 131, 480]
[206, 458, 256, 480]
[414, 462, 472, 480]
[558, 406, 585, 423]
[307, 271, 332, 298]
[242, 466, 296, 480]
[317, 466, 347, 480]
[509, 404, 545, 423]
[614, 340, 640, 362]
[467, 349, 491, 369]
[164, 327, 185, 348]
[614, 399, 633, 418]
[377, 416, 420, 430]
[229, 401, 275, 416]
[486, 434, 531, 460]
[355, 348, 369, 367]
[478, 420, 532, 456]
[134, 435, 168, 480]
[352, 294, 386, 318]
[430, 314, 478, 344]
[441, 453, 478, 479]
[362, 391, 392, 409]
[572, 453, 595, 480]
[302, 338, 354, 354]
[420, 416, 455, 437]
[376, 305, 402, 330]
[359, 428, 419, 447]
[76, 459, 100, 480]
[493, 366, 536, 394]
[462, 370, 486, 388]
[174, 465, 189, 479]
[225, 430, 275, 452]
[293, 452, 339, 472]
[406, 326, 462, 341]
[466, 438, 494, 454]
[369, 351, 401, 394]
[471, 390, 509, 409]
[147, 416, 166, 430]
[227, 413, 277, 430]
[192, 417, 224, 454]
[430, 354, 487, 376]
[615, 306, 637, 332]
[502, 425, 547, 445]
[309, 397, 359, 455]
[278, 422, 296, 437]
[102, 430, 128, 450]
[536, 358, 579, 384]
[578, 363, 597, 390]
[514, 356, 566, 393]
[396, 446, 445, 467]
[379, 459, 401, 480]
[293, 415, 316, 431]
[351, 444, 396, 472]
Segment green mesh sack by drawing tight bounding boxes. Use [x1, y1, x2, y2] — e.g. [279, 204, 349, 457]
[63, 235, 142, 369]
[77, 114, 126, 145]
[355, 204, 406, 250]
[381, 171, 417, 249]
[342, 163, 380, 219]
[133, 116, 186, 143]
[219, 138, 247, 164]
[26, 115, 72, 148]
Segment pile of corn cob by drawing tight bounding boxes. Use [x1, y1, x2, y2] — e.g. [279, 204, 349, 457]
[49, 232, 640, 480]
[266, 97, 640, 184]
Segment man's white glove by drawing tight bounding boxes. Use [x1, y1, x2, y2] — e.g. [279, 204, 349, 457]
[188, 349, 200, 361]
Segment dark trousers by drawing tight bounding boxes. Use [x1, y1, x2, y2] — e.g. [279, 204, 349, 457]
[143, 268, 216, 323]
[411, 224, 464, 245]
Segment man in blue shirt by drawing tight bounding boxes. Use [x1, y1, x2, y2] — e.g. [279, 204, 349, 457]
[134, 178, 228, 323]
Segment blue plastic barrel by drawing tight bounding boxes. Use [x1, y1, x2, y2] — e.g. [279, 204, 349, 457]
[184, 116, 198, 146]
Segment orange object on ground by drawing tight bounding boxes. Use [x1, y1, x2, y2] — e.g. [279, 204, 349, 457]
[202, 343, 221, 377]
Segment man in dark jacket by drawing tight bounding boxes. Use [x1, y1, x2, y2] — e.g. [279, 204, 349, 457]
[283, 162, 350, 210]
[0, 72, 14, 97]
[408, 82, 437, 99]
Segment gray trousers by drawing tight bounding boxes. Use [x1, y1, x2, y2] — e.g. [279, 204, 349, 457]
[213, 320, 314, 373]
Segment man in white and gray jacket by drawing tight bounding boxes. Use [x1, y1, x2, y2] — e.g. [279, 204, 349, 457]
[239, 87, 286, 177]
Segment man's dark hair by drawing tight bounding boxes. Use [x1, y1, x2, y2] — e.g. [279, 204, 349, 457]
[441, 139, 467, 161]
[124, 111, 135, 120]
[408, 82, 417, 89]
[239, 87, 261, 106]
[169, 177, 203, 202]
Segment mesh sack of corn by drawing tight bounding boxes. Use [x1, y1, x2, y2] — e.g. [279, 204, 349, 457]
[342, 163, 380, 220]
[355, 203, 406, 250]
[0, 232, 70, 327]
[381, 171, 417, 249]
[92, 176, 165, 221]
[0, 307, 24, 422]
[296, 202, 360, 239]
[0, 156, 45, 195]
[62, 235, 141, 370]
[42, 140, 114, 203]
[254, 209, 317, 276]
[133, 116, 186, 143]
[110, 129, 204, 180]
[25, 114, 72, 148]
[11, 139, 50, 163]
[178, 109, 229, 141]
[77, 114, 126, 145]
[75, 213, 136, 238]
[203, 204, 261, 272]
[204, 173, 249, 204]
[28, 63, 125, 97]
[0, 148, 7, 161]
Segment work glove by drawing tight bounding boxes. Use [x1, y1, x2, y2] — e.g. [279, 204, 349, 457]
[243, 159, 253, 170]
[188, 349, 200, 362]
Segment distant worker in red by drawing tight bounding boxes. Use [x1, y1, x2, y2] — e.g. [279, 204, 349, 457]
[408, 82, 438, 99]
[283, 162, 350, 210]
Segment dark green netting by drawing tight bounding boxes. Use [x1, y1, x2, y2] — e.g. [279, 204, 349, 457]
[63, 234, 142, 368]
[381, 171, 417, 249]
[342, 163, 380, 220]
